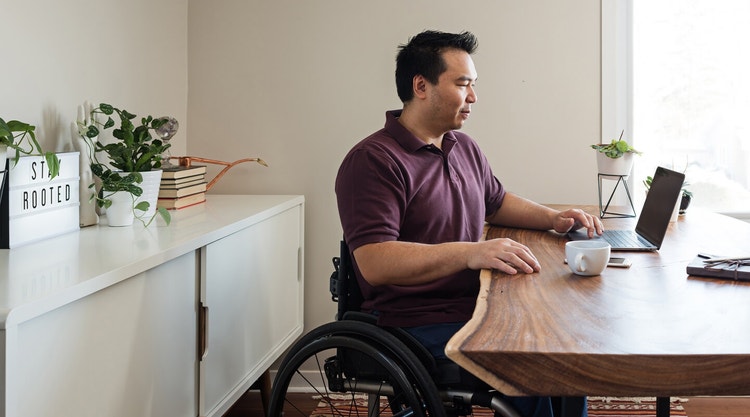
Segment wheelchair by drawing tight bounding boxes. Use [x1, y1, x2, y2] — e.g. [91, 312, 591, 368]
[266, 241, 523, 417]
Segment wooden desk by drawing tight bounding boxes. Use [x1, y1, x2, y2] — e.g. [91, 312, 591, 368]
[446, 206, 750, 401]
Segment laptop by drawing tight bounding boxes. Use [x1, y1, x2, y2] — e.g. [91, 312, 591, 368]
[568, 166, 685, 251]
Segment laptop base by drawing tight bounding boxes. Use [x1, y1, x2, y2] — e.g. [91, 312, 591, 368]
[567, 229, 657, 252]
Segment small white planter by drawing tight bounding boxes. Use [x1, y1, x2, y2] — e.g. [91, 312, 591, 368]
[133, 169, 163, 220]
[596, 152, 634, 176]
[106, 191, 135, 226]
[104, 170, 163, 227]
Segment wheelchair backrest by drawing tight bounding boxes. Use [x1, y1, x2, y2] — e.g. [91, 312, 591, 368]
[329, 240, 364, 320]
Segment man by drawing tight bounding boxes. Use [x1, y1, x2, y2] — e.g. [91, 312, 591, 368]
[336, 30, 600, 417]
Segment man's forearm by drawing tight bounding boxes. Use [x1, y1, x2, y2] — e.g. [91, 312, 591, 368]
[486, 192, 558, 230]
[353, 240, 474, 287]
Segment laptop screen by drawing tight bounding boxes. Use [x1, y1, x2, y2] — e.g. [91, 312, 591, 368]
[635, 167, 685, 247]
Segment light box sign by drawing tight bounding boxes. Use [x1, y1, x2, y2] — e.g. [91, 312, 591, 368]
[1, 152, 80, 248]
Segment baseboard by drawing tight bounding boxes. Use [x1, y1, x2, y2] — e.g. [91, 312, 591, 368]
[265, 369, 324, 394]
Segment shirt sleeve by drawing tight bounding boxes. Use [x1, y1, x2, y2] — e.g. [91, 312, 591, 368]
[477, 145, 505, 217]
[335, 145, 405, 252]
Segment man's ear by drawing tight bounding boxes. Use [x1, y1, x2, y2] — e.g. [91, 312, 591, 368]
[413, 75, 428, 99]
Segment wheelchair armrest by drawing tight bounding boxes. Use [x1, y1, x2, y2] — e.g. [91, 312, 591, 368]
[341, 310, 378, 324]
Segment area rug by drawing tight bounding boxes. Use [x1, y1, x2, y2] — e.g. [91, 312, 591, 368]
[587, 397, 687, 417]
[310, 395, 687, 416]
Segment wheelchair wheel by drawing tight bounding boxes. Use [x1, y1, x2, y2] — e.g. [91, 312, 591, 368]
[268, 323, 446, 416]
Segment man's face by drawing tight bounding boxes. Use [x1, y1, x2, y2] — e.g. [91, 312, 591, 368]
[426, 49, 478, 132]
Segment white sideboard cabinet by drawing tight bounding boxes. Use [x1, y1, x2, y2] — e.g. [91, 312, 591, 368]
[0, 195, 305, 417]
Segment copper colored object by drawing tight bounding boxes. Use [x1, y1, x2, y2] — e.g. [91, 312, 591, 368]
[171, 156, 268, 191]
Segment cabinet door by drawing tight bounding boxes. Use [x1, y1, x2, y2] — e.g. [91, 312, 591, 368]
[200, 204, 303, 417]
[9, 252, 198, 417]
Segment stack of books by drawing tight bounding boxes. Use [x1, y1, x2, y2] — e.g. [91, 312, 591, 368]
[157, 165, 208, 210]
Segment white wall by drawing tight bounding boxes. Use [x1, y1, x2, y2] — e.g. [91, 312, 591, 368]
[187, 1, 602, 331]
[0, 0, 188, 157]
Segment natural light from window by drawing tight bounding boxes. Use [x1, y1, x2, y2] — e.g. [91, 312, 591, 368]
[632, 0, 750, 216]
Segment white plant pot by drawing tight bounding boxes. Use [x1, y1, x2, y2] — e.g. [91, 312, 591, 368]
[132, 169, 163, 220]
[104, 170, 163, 227]
[106, 191, 135, 226]
[596, 152, 634, 176]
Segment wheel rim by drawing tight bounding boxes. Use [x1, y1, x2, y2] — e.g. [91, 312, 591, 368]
[268, 335, 426, 417]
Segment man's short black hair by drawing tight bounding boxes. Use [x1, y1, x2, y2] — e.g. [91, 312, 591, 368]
[395, 30, 478, 103]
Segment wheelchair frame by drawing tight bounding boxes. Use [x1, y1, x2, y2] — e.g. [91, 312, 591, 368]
[266, 241, 523, 417]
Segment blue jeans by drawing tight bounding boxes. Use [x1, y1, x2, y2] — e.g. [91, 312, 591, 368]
[403, 323, 587, 417]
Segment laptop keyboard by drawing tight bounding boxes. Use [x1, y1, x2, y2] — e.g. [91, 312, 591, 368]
[603, 229, 652, 248]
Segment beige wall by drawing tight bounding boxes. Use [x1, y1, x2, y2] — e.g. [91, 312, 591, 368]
[2, 0, 602, 335]
[187, 1, 602, 330]
[0, 0, 188, 157]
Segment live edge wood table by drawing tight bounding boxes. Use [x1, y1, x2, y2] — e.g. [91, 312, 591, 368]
[446, 206, 750, 417]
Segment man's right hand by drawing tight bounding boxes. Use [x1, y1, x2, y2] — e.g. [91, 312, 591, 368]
[355, 238, 540, 287]
[468, 238, 540, 275]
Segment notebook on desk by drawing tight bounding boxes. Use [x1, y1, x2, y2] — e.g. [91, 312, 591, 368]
[568, 166, 685, 251]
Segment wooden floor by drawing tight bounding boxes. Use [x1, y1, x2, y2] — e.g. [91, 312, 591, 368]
[223, 390, 316, 417]
[225, 390, 750, 417]
[682, 397, 750, 417]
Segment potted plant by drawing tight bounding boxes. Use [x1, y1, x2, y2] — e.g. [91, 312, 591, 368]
[643, 175, 693, 214]
[78, 103, 171, 226]
[0, 116, 60, 181]
[591, 131, 642, 176]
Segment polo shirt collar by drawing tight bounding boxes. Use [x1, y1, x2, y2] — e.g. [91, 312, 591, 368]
[384, 110, 458, 154]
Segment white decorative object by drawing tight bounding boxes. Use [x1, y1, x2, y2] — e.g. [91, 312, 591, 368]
[74, 102, 99, 227]
[103, 170, 163, 227]
[155, 116, 179, 168]
[596, 152, 634, 176]
[1, 152, 80, 248]
[133, 169, 163, 221]
[105, 191, 135, 226]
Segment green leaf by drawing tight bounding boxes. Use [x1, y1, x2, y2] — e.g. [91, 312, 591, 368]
[0, 118, 11, 138]
[157, 207, 171, 225]
[151, 118, 166, 129]
[86, 125, 100, 138]
[7, 120, 34, 133]
[134, 201, 150, 212]
[100, 103, 114, 115]
[90, 163, 104, 177]
[44, 152, 60, 178]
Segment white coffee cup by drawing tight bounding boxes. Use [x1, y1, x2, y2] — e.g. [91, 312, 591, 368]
[565, 240, 611, 276]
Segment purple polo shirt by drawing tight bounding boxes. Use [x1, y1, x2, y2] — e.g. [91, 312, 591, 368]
[335, 110, 506, 327]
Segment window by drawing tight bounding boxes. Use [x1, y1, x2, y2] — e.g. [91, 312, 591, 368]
[603, 0, 750, 219]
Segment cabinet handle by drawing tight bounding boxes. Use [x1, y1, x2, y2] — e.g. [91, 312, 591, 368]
[298, 247, 303, 281]
[199, 304, 209, 360]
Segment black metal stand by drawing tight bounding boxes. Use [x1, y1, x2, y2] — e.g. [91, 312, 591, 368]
[598, 173, 636, 218]
[0, 158, 7, 205]
[0, 160, 8, 249]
